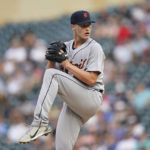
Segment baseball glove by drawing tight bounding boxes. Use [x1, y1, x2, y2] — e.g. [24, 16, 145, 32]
[45, 41, 68, 63]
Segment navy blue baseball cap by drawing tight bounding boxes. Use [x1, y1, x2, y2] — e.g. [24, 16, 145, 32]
[70, 10, 95, 25]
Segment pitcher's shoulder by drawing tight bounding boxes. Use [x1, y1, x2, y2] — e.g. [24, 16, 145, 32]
[64, 40, 73, 52]
[90, 39, 103, 51]
[64, 40, 73, 47]
[90, 39, 105, 58]
[90, 39, 102, 47]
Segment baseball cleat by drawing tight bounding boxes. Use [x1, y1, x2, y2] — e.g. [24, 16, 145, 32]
[19, 126, 51, 144]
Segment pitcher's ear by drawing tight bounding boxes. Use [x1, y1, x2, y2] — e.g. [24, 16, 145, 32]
[71, 24, 76, 31]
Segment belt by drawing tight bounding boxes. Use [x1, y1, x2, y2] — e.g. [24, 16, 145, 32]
[99, 89, 104, 93]
[94, 89, 103, 93]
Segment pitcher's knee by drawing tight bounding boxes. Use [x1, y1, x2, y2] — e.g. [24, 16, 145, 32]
[45, 68, 58, 76]
[43, 69, 57, 83]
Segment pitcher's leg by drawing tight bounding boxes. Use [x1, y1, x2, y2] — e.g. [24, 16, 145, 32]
[32, 69, 58, 126]
[56, 104, 83, 150]
[55, 73, 102, 121]
[19, 69, 59, 143]
[32, 68, 101, 126]
[19, 68, 102, 143]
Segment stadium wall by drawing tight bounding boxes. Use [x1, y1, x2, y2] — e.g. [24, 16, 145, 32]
[0, 0, 144, 25]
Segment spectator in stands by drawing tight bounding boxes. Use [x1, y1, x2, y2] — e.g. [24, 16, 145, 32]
[7, 108, 28, 143]
[4, 33, 27, 63]
[104, 133, 117, 150]
[137, 132, 150, 150]
[0, 60, 6, 98]
[131, 4, 147, 22]
[115, 129, 137, 150]
[113, 40, 133, 64]
[22, 30, 46, 63]
[133, 83, 150, 110]
[0, 112, 7, 138]
[93, 14, 119, 39]
[116, 22, 132, 44]
[131, 32, 150, 57]
[5, 67, 26, 96]
[43, 134, 55, 150]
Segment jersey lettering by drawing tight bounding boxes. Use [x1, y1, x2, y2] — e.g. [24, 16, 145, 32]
[70, 59, 87, 69]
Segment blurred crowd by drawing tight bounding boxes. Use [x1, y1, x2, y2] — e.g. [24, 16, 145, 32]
[1, 1, 150, 150]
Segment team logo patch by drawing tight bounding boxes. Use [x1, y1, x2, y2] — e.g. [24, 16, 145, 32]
[83, 13, 88, 18]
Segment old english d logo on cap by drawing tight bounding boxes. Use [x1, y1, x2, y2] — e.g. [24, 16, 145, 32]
[70, 10, 95, 24]
[83, 13, 88, 18]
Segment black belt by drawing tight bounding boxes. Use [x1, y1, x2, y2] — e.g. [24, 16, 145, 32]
[99, 89, 104, 93]
[95, 89, 103, 93]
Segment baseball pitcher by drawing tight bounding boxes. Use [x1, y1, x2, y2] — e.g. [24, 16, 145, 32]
[19, 10, 105, 150]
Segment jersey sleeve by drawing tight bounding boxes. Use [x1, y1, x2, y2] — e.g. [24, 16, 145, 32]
[85, 43, 105, 73]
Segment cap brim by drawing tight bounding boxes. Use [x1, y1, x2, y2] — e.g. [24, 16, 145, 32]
[77, 20, 95, 25]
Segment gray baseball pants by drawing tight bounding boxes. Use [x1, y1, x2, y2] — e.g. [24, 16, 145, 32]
[31, 68, 102, 150]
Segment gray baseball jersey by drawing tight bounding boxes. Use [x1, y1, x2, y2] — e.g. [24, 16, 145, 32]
[31, 38, 105, 150]
[65, 37, 105, 91]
